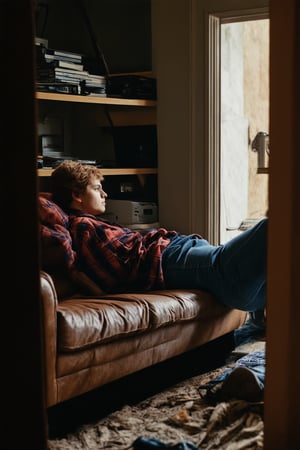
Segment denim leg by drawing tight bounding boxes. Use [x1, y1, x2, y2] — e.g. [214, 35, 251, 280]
[234, 350, 266, 389]
[213, 218, 267, 310]
[162, 218, 267, 311]
[204, 351, 266, 388]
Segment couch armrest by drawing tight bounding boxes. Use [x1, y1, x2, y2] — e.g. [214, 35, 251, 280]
[40, 270, 58, 407]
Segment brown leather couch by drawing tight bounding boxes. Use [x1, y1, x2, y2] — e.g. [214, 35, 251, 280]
[38, 193, 246, 408]
[40, 270, 246, 407]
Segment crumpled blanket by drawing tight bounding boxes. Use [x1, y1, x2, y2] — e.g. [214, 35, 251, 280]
[48, 343, 265, 450]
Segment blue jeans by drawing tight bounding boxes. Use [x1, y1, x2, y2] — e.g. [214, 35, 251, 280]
[204, 350, 266, 390]
[211, 350, 266, 389]
[162, 218, 267, 311]
[200, 350, 265, 405]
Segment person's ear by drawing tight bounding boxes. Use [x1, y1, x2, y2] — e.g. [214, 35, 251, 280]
[72, 190, 82, 204]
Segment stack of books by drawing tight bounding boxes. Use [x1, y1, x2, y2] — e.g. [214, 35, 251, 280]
[35, 40, 106, 96]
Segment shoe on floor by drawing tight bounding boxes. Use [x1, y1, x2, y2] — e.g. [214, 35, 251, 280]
[219, 366, 264, 402]
[234, 309, 266, 347]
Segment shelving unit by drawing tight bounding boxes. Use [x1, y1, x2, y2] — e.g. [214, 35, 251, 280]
[36, 90, 157, 178]
[34, 0, 159, 213]
[36, 89, 158, 208]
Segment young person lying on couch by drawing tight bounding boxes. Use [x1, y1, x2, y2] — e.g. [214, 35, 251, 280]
[49, 160, 267, 346]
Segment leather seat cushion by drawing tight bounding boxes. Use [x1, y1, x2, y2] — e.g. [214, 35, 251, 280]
[57, 289, 228, 352]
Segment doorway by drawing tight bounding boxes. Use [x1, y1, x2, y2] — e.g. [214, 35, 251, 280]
[220, 18, 269, 243]
[206, 9, 269, 245]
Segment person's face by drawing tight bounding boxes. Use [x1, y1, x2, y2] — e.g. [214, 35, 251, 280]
[74, 176, 107, 215]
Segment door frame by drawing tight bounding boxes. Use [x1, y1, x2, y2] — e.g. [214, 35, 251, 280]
[205, 7, 269, 244]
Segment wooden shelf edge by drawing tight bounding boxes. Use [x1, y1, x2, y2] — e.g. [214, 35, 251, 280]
[36, 91, 157, 107]
[38, 167, 158, 177]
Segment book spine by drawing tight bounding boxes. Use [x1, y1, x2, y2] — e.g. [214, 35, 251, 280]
[45, 53, 83, 64]
[54, 50, 82, 60]
[55, 60, 84, 71]
[46, 47, 82, 59]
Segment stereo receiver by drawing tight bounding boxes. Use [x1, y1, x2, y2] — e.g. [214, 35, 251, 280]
[105, 200, 158, 225]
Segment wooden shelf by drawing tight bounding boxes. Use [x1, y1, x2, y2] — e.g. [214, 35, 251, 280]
[38, 167, 158, 177]
[36, 91, 157, 107]
[36, 83, 158, 180]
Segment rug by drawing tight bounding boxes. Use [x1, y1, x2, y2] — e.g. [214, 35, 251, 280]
[48, 340, 265, 450]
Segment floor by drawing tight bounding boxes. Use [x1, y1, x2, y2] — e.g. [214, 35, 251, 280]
[47, 332, 235, 439]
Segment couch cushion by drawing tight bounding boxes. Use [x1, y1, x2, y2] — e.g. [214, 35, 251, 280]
[141, 289, 216, 327]
[56, 289, 230, 352]
[38, 193, 76, 271]
[57, 296, 150, 351]
[39, 192, 69, 227]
